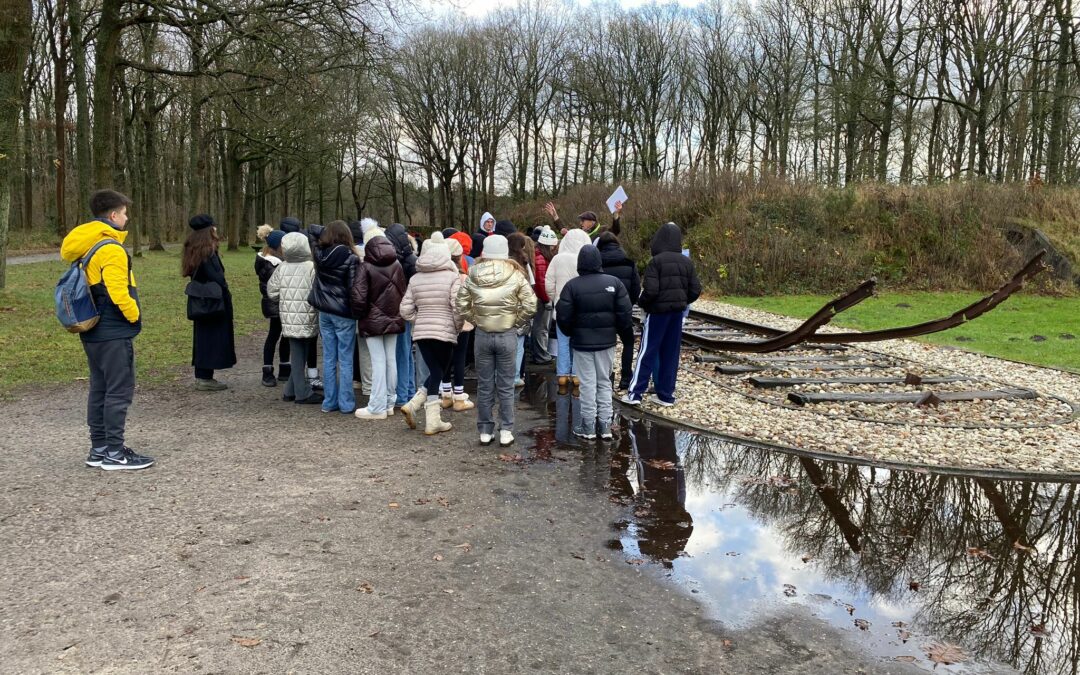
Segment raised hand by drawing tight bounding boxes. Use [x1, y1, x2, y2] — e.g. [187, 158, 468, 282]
[543, 202, 559, 221]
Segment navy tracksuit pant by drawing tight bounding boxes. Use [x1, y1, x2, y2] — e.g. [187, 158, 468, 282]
[628, 311, 683, 403]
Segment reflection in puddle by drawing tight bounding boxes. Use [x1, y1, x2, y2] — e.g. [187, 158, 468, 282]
[521, 373, 1079, 674]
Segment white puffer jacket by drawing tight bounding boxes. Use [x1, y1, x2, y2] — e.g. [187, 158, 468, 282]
[400, 234, 462, 343]
[267, 232, 318, 339]
[544, 229, 591, 312]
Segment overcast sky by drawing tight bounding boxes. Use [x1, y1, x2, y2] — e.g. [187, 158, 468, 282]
[425, 0, 705, 18]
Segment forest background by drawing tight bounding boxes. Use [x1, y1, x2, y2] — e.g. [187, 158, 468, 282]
[1, 0, 1079, 296]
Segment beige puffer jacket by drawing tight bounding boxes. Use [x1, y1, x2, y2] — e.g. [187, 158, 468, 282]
[267, 232, 318, 339]
[456, 259, 537, 334]
[400, 237, 462, 343]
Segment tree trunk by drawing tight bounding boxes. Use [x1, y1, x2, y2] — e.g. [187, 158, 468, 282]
[0, 0, 32, 288]
[68, 0, 90, 216]
[91, 0, 123, 187]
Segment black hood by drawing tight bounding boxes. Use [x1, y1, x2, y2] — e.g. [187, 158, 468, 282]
[576, 245, 603, 275]
[315, 243, 354, 269]
[598, 238, 631, 265]
[385, 223, 413, 260]
[651, 222, 683, 256]
[471, 232, 487, 257]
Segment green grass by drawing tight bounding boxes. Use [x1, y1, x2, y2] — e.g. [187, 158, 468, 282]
[718, 292, 1080, 372]
[0, 248, 267, 396]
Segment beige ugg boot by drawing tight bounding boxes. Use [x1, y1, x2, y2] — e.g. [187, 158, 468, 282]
[440, 390, 453, 409]
[424, 399, 453, 435]
[401, 388, 427, 430]
[557, 375, 569, 395]
[571, 375, 581, 398]
[452, 392, 474, 412]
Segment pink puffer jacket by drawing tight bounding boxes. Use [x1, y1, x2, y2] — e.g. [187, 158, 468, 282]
[400, 235, 463, 343]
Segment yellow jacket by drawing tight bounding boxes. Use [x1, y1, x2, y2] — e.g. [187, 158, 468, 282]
[60, 221, 140, 324]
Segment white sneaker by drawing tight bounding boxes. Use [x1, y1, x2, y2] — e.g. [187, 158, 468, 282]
[479, 433, 493, 446]
[354, 408, 387, 420]
[649, 394, 675, 407]
[499, 430, 514, 446]
[386, 406, 395, 416]
[620, 394, 642, 406]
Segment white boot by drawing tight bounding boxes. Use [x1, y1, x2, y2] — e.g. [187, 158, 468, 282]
[440, 388, 453, 409]
[424, 399, 452, 436]
[452, 392, 474, 412]
[401, 388, 426, 429]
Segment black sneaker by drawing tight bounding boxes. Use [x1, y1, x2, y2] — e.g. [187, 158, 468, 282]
[262, 370, 277, 387]
[296, 393, 324, 405]
[100, 447, 155, 471]
[85, 449, 106, 468]
[282, 393, 296, 402]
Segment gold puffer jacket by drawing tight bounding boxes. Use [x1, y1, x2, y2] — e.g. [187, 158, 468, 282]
[456, 259, 537, 334]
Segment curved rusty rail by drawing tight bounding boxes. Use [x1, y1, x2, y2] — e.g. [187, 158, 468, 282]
[687, 251, 1048, 347]
[679, 279, 876, 353]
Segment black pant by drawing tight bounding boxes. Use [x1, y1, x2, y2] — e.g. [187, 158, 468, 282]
[447, 332, 470, 389]
[83, 338, 135, 454]
[195, 367, 214, 379]
[306, 335, 318, 369]
[417, 339, 454, 394]
[618, 326, 635, 384]
[263, 317, 290, 367]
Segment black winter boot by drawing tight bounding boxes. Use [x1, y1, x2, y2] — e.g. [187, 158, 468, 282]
[262, 366, 277, 387]
[277, 363, 291, 382]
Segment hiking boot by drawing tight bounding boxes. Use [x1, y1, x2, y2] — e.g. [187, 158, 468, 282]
[100, 447, 155, 471]
[295, 393, 324, 405]
[309, 378, 324, 391]
[499, 430, 514, 447]
[262, 368, 277, 387]
[401, 388, 427, 430]
[424, 399, 452, 436]
[452, 392, 474, 412]
[85, 448, 106, 468]
[195, 378, 228, 391]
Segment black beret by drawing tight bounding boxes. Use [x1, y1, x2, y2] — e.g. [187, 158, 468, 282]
[189, 214, 215, 230]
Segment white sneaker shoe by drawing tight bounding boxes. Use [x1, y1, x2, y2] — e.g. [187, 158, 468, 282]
[499, 430, 514, 447]
[479, 433, 493, 446]
[649, 394, 675, 407]
[354, 408, 387, 420]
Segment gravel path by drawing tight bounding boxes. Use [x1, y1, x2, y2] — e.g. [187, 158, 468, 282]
[627, 301, 1080, 476]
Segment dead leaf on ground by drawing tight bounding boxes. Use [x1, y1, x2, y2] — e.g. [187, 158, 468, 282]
[433, 554, 444, 562]
[231, 636, 261, 648]
[388, 502, 400, 509]
[924, 642, 967, 665]
[909, 580, 921, 592]
[721, 639, 734, 649]
[356, 582, 374, 594]
[498, 453, 523, 463]
[1030, 623, 1047, 636]
[414, 498, 431, 505]
[800, 555, 814, 563]
[966, 546, 994, 560]
[368, 631, 380, 638]
[893, 655, 917, 663]
[442, 589, 455, 594]
[626, 558, 645, 565]
[834, 601, 855, 615]
[854, 618, 871, 631]
[453, 542, 472, 553]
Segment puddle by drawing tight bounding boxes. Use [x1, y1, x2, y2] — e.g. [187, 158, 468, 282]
[519, 373, 1078, 674]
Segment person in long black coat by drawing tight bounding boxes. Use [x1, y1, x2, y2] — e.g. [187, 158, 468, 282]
[182, 214, 237, 390]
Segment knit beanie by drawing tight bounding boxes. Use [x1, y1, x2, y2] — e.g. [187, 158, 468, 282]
[450, 231, 473, 256]
[363, 226, 385, 244]
[280, 217, 301, 233]
[189, 214, 215, 231]
[266, 230, 285, 251]
[482, 234, 509, 260]
[494, 220, 517, 237]
[425, 231, 450, 255]
[537, 226, 559, 246]
[446, 237, 463, 258]
[256, 224, 273, 241]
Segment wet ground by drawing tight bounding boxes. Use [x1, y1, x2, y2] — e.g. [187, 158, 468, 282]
[518, 373, 1079, 675]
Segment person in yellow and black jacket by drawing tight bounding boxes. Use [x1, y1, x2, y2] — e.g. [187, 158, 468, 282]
[60, 190, 154, 471]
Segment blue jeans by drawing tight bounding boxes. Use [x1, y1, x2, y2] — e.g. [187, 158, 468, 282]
[365, 334, 398, 414]
[555, 324, 574, 377]
[319, 312, 356, 413]
[515, 335, 525, 379]
[395, 322, 415, 405]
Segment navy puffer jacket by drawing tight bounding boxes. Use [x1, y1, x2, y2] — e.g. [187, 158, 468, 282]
[555, 245, 633, 352]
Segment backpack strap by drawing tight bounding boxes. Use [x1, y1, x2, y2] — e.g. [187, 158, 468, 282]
[80, 239, 124, 270]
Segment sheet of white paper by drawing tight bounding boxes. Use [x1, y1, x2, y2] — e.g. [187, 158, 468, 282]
[606, 186, 628, 214]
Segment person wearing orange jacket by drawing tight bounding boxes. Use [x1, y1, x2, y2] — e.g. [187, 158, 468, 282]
[60, 189, 153, 471]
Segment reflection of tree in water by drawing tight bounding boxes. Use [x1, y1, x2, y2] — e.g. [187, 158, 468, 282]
[680, 433, 1080, 675]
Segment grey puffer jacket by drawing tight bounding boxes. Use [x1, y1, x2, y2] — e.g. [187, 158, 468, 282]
[267, 232, 318, 339]
[400, 236, 462, 344]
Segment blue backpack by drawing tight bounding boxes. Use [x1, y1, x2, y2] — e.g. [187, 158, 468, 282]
[55, 240, 123, 333]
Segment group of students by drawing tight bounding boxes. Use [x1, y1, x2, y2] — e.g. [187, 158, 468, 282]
[61, 186, 701, 471]
[251, 202, 701, 446]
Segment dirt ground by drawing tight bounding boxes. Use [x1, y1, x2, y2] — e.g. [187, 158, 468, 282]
[0, 339, 928, 674]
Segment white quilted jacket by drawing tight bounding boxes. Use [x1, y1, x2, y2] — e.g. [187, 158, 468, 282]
[267, 232, 318, 338]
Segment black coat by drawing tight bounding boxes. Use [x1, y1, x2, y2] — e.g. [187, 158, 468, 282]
[190, 252, 237, 370]
[639, 223, 701, 315]
[555, 246, 633, 352]
[254, 253, 281, 319]
[597, 239, 641, 304]
[310, 244, 358, 318]
[385, 223, 417, 280]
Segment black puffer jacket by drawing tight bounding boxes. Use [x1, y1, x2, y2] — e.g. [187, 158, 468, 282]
[385, 223, 417, 280]
[597, 238, 640, 304]
[351, 236, 406, 336]
[639, 223, 701, 315]
[254, 253, 282, 318]
[309, 244, 358, 318]
[555, 245, 633, 352]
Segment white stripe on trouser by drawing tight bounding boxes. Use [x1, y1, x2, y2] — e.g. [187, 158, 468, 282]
[627, 313, 651, 395]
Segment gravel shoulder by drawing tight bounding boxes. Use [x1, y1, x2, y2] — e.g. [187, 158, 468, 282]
[0, 343, 920, 673]
[633, 301, 1080, 477]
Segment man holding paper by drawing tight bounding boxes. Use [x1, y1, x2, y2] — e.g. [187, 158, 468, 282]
[544, 186, 625, 240]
